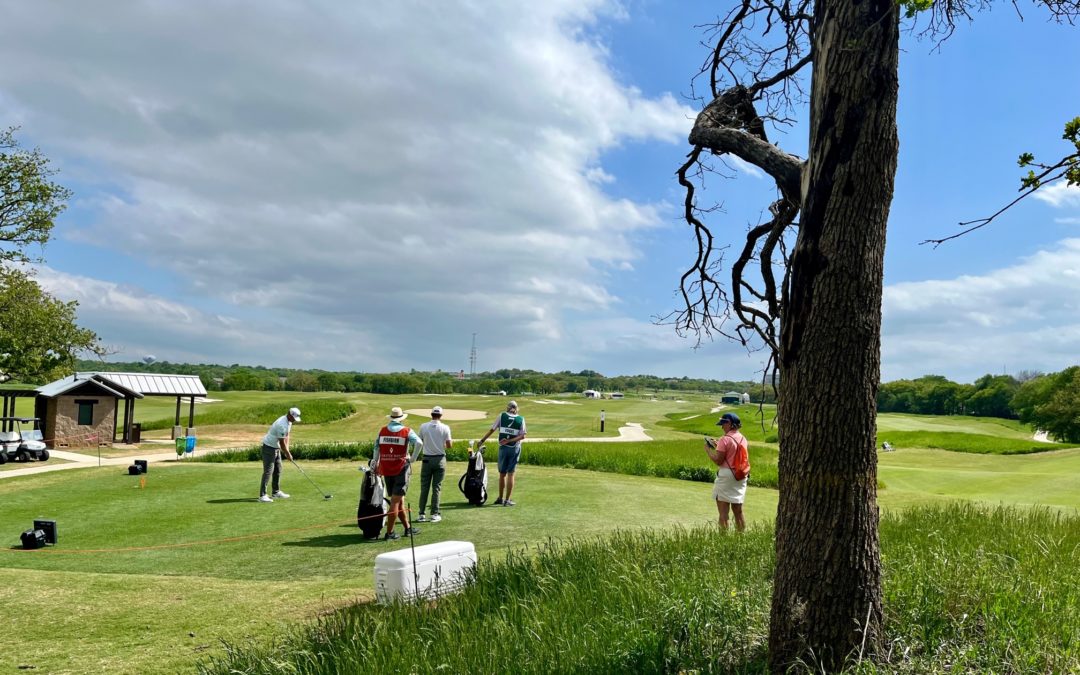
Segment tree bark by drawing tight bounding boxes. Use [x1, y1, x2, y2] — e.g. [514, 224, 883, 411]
[768, 0, 899, 671]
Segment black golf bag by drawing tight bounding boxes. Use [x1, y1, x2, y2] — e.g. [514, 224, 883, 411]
[458, 445, 489, 506]
[357, 463, 387, 540]
[21, 529, 46, 550]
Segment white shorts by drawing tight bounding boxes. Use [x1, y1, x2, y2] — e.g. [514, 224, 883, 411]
[712, 469, 747, 504]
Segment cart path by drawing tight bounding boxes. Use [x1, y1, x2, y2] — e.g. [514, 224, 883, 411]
[0, 449, 202, 479]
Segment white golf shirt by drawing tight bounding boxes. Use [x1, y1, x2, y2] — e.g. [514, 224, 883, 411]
[418, 419, 452, 457]
[262, 415, 291, 448]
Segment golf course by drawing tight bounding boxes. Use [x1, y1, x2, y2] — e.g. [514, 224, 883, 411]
[2, 392, 1079, 673]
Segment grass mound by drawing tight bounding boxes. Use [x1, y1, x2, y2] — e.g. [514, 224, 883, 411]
[141, 399, 355, 431]
[201, 504, 1080, 674]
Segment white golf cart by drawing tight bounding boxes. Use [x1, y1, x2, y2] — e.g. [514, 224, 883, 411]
[0, 417, 50, 464]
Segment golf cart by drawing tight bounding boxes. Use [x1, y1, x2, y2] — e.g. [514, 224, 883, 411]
[0, 417, 49, 464]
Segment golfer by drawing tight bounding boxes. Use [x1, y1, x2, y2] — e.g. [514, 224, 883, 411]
[416, 405, 453, 523]
[373, 406, 423, 540]
[477, 400, 526, 506]
[705, 412, 748, 531]
[259, 407, 300, 503]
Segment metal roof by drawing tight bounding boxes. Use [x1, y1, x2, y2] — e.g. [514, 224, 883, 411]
[36, 374, 140, 399]
[94, 372, 208, 397]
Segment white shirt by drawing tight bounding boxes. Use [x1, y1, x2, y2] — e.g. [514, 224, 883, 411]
[418, 419, 452, 457]
[262, 415, 291, 448]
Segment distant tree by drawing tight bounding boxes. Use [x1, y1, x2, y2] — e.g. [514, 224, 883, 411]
[286, 372, 319, 392]
[964, 374, 1019, 418]
[1011, 366, 1080, 443]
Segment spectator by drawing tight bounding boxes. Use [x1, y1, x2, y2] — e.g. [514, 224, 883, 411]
[705, 412, 749, 531]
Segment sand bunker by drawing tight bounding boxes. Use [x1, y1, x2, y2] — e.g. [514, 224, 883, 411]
[403, 408, 488, 421]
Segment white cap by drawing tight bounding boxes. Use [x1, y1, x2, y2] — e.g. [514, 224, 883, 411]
[431, 405, 443, 415]
[288, 407, 301, 421]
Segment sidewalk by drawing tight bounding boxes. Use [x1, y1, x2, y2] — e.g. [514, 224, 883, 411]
[0, 448, 203, 480]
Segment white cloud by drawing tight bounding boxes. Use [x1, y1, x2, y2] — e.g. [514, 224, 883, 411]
[0, 1, 695, 372]
[882, 238, 1080, 381]
[1032, 182, 1080, 208]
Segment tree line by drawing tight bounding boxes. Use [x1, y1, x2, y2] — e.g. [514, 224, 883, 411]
[878, 369, 1080, 442]
[73, 359, 778, 401]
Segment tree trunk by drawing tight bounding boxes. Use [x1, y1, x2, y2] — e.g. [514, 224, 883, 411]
[768, 0, 899, 671]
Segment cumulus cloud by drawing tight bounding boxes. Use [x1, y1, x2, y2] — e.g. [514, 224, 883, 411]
[1033, 182, 1080, 209]
[882, 238, 1080, 381]
[0, 1, 694, 372]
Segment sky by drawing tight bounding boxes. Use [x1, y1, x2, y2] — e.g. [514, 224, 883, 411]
[1, 1, 1077, 384]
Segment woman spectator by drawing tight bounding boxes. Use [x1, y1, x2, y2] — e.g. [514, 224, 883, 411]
[705, 412, 749, 532]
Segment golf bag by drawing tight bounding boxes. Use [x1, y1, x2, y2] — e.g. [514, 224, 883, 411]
[21, 528, 46, 550]
[458, 445, 489, 506]
[357, 463, 388, 540]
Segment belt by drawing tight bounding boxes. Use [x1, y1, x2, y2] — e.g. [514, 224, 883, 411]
[422, 455, 446, 459]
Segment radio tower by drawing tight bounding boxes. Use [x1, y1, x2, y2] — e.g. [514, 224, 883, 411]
[469, 333, 478, 379]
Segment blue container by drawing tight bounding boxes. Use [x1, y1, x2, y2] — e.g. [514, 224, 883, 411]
[185, 436, 196, 452]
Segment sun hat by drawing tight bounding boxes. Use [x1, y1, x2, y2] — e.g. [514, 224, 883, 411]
[388, 406, 408, 420]
[717, 412, 741, 428]
[288, 407, 302, 421]
[431, 405, 443, 416]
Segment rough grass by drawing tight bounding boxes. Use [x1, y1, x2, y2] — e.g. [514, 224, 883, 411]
[200, 504, 1080, 674]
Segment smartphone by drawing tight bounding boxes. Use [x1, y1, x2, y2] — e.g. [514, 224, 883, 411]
[704, 435, 717, 449]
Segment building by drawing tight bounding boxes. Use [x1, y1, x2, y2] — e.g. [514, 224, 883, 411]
[35, 372, 207, 448]
[583, 389, 600, 399]
[610, 392, 624, 399]
[720, 391, 742, 404]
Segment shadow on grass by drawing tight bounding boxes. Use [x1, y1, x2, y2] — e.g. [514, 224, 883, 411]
[283, 533, 381, 547]
[206, 498, 263, 504]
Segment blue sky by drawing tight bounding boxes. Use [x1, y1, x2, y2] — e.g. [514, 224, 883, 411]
[1, 1, 1077, 383]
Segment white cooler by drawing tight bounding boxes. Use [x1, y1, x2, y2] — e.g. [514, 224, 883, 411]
[374, 540, 477, 603]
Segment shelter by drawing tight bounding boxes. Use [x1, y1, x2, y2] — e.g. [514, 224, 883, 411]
[583, 389, 600, 399]
[0, 384, 38, 433]
[721, 391, 742, 404]
[35, 372, 207, 447]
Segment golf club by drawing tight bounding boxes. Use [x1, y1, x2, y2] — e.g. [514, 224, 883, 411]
[289, 458, 333, 500]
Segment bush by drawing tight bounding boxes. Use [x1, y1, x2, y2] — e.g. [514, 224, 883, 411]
[194, 441, 372, 463]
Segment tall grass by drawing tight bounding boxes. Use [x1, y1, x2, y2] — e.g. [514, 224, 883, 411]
[200, 504, 1080, 674]
[141, 399, 355, 430]
[876, 430, 1078, 455]
[197, 438, 781, 489]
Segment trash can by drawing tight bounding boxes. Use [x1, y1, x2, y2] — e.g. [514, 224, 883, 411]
[130, 423, 142, 444]
[175, 437, 186, 456]
[185, 436, 196, 453]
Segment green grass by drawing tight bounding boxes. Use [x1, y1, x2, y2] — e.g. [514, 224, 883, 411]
[132, 391, 714, 444]
[201, 504, 1080, 674]
[6, 392, 1080, 673]
[139, 398, 355, 430]
[197, 437, 781, 488]
[0, 461, 753, 674]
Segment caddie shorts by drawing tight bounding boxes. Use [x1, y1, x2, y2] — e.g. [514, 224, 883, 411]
[497, 444, 522, 474]
[383, 465, 411, 496]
